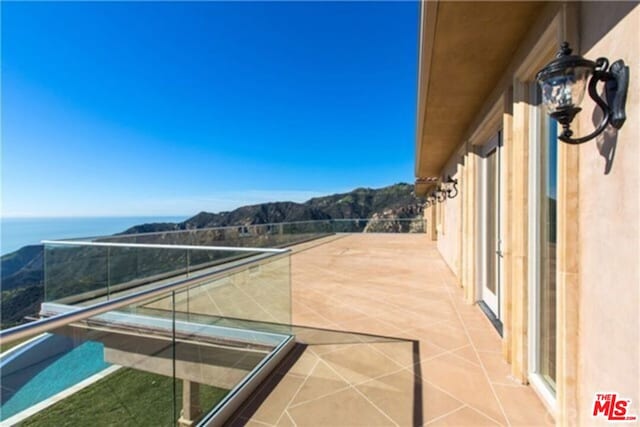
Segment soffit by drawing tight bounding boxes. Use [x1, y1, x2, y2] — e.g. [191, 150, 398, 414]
[415, 1, 545, 188]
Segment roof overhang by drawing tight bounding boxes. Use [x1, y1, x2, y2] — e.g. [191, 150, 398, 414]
[414, 1, 545, 194]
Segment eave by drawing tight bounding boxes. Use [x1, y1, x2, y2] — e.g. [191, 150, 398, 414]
[414, 1, 546, 195]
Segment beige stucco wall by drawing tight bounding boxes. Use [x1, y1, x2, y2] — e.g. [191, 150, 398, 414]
[436, 161, 463, 280]
[576, 3, 640, 424]
[423, 203, 437, 241]
[419, 2, 639, 423]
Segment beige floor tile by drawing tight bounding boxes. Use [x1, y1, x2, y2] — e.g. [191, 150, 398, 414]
[278, 348, 319, 378]
[476, 351, 518, 385]
[333, 315, 404, 337]
[367, 341, 416, 369]
[277, 411, 296, 427]
[493, 384, 552, 426]
[240, 234, 550, 427]
[374, 306, 449, 331]
[449, 345, 481, 367]
[406, 321, 471, 352]
[308, 343, 355, 356]
[354, 369, 416, 425]
[289, 360, 351, 407]
[415, 339, 452, 360]
[456, 309, 492, 329]
[292, 310, 338, 329]
[467, 327, 503, 353]
[251, 374, 305, 425]
[319, 343, 405, 385]
[288, 387, 394, 426]
[421, 383, 467, 423]
[421, 353, 507, 424]
[427, 406, 502, 426]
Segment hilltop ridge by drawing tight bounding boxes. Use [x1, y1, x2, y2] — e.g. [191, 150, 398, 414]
[121, 183, 422, 234]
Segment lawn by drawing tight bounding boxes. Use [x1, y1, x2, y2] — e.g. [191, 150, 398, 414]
[0, 334, 37, 354]
[22, 368, 228, 427]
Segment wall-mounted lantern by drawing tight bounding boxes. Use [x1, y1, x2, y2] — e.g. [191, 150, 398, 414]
[441, 176, 459, 199]
[535, 42, 629, 144]
[416, 176, 439, 185]
[435, 189, 447, 203]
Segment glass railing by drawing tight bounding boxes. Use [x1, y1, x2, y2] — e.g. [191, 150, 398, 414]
[40, 219, 423, 307]
[42, 242, 286, 308]
[130, 254, 291, 325]
[1, 245, 294, 426]
[0, 227, 422, 426]
[75, 218, 426, 247]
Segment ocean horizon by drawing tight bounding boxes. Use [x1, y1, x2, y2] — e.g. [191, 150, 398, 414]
[1, 216, 187, 256]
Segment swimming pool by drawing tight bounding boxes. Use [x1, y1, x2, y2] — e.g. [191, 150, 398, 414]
[1, 336, 110, 421]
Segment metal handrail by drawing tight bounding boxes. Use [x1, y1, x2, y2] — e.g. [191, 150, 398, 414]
[59, 218, 426, 242]
[42, 240, 288, 253]
[0, 249, 291, 345]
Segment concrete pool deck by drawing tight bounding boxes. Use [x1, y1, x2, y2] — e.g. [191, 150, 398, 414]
[230, 234, 551, 426]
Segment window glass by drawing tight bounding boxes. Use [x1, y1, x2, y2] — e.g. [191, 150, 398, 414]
[539, 106, 558, 388]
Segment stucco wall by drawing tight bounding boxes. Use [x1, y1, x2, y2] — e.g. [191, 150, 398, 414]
[419, 3, 639, 421]
[576, 3, 640, 424]
[436, 163, 463, 280]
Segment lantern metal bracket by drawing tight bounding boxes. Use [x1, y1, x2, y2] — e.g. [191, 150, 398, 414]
[442, 176, 458, 199]
[538, 42, 629, 145]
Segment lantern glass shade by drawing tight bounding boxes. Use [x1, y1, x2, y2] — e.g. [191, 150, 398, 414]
[538, 66, 591, 114]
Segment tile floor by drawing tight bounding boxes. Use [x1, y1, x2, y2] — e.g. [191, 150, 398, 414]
[229, 234, 551, 426]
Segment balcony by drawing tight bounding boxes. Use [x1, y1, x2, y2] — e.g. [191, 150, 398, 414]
[230, 234, 551, 425]
[0, 223, 550, 426]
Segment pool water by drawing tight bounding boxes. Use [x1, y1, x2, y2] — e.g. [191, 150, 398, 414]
[1, 340, 110, 421]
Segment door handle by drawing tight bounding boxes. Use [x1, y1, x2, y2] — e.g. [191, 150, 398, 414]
[496, 250, 504, 258]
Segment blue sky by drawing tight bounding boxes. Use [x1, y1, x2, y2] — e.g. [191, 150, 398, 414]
[1, 1, 419, 217]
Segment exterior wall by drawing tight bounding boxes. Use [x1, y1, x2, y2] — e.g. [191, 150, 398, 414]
[420, 2, 639, 424]
[436, 160, 463, 280]
[461, 150, 479, 305]
[576, 4, 640, 424]
[423, 203, 437, 241]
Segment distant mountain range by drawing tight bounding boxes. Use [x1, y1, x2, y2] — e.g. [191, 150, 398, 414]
[1, 183, 423, 328]
[120, 183, 422, 234]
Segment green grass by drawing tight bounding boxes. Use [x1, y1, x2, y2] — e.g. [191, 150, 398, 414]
[22, 368, 228, 427]
[0, 335, 36, 354]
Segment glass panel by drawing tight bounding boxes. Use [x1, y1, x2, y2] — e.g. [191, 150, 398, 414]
[2, 284, 292, 425]
[139, 254, 291, 325]
[89, 219, 427, 249]
[539, 106, 558, 388]
[1, 295, 179, 426]
[106, 246, 188, 302]
[486, 149, 498, 295]
[539, 67, 591, 113]
[44, 244, 109, 304]
[0, 330, 112, 423]
[44, 244, 191, 306]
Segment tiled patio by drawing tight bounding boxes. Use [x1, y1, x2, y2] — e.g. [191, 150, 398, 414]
[230, 234, 551, 426]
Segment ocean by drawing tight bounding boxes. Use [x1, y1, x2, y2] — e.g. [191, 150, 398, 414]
[0, 216, 186, 256]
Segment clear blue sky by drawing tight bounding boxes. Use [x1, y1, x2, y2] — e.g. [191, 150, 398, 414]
[1, 1, 419, 217]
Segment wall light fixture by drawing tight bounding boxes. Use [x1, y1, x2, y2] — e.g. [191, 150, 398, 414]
[535, 42, 629, 144]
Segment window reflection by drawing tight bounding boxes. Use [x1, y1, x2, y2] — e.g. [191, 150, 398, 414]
[539, 107, 558, 389]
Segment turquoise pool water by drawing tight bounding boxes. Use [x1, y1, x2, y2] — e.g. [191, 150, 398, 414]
[1, 340, 110, 421]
